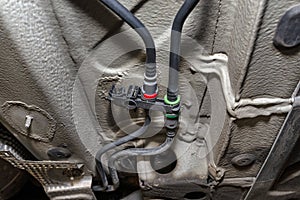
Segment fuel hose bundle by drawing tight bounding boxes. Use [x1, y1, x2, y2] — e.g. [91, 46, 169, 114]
[93, 0, 200, 192]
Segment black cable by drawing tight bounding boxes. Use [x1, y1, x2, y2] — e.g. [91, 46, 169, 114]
[98, 0, 157, 95]
[167, 0, 200, 101]
[93, 115, 151, 191]
[108, 136, 174, 189]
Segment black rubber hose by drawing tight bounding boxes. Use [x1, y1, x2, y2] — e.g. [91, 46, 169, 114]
[98, 0, 156, 79]
[167, 0, 200, 101]
[108, 136, 174, 189]
[93, 115, 151, 191]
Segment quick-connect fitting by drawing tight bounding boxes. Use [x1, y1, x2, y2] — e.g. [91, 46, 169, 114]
[167, 129, 176, 138]
[142, 73, 158, 100]
[164, 95, 181, 120]
[166, 88, 179, 102]
[164, 95, 181, 106]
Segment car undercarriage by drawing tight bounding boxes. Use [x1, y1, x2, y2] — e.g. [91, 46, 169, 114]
[0, 0, 300, 199]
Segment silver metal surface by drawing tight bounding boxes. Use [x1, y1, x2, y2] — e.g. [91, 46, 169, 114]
[0, 151, 96, 200]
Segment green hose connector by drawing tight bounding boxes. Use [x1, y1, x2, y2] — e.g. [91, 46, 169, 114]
[165, 113, 178, 119]
[164, 95, 180, 119]
[164, 95, 181, 105]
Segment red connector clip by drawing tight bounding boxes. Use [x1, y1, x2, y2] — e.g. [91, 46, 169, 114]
[143, 93, 158, 100]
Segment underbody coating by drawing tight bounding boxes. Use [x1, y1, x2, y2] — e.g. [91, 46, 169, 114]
[0, 0, 300, 199]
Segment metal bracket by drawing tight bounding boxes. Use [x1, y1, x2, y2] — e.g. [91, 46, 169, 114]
[0, 151, 96, 200]
[108, 85, 180, 116]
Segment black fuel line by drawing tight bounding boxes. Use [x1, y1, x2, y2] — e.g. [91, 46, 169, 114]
[93, 115, 151, 191]
[94, 0, 200, 192]
[167, 0, 200, 102]
[98, 0, 158, 98]
[108, 133, 175, 189]
[94, 0, 158, 191]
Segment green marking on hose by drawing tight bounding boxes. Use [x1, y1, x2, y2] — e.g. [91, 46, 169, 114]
[165, 114, 178, 119]
[164, 95, 181, 105]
